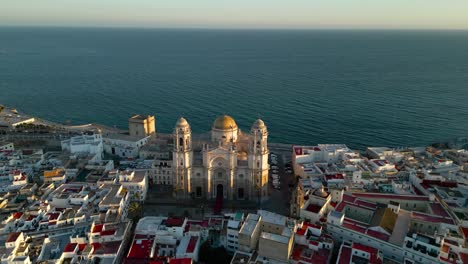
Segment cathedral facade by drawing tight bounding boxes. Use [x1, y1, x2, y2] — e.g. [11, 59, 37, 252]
[173, 115, 269, 201]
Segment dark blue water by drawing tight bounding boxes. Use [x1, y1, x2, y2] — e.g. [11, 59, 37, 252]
[1, 27, 468, 149]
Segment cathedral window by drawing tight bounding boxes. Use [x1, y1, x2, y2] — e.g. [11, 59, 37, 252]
[238, 174, 244, 178]
[179, 137, 184, 147]
[196, 172, 201, 177]
[218, 172, 223, 178]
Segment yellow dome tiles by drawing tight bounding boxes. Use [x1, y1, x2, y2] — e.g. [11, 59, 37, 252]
[213, 115, 237, 130]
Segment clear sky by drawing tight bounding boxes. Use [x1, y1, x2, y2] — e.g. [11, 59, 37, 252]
[1, 0, 468, 29]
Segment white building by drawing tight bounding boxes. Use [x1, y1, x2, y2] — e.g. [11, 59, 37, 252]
[0, 141, 14, 151]
[118, 170, 148, 201]
[226, 212, 244, 254]
[103, 133, 150, 158]
[176, 235, 201, 261]
[61, 133, 103, 158]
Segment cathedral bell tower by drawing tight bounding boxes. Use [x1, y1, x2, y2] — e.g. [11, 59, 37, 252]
[173, 117, 193, 198]
[249, 119, 269, 202]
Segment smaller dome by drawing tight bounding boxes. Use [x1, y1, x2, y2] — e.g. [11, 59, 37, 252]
[213, 115, 237, 130]
[252, 119, 266, 129]
[176, 117, 189, 127]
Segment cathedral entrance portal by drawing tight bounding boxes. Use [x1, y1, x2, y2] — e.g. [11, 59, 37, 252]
[216, 184, 224, 199]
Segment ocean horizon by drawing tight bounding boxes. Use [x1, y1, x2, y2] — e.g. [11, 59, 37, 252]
[1, 27, 468, 149]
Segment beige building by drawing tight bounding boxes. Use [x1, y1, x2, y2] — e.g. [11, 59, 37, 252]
[128, 115, 156, 138]
[258, 232, 294, 262]
[237, 210, 295, 263]
[173, 115, 269, 201]
[238, 214, 262, 253]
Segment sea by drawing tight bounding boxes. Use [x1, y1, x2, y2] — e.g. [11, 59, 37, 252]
[1, 27, 468, 149]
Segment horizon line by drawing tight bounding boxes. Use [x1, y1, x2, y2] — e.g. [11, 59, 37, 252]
[1, 24, 468, 32]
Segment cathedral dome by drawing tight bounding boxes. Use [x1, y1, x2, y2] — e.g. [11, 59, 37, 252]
[213, 115, 237, 130]
[176, 117, 190, 127]
[252, 119, 266, 129]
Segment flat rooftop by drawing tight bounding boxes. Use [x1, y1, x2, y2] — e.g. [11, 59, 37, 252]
[258, 210, 287, 226]
[260, 232, 290, 244]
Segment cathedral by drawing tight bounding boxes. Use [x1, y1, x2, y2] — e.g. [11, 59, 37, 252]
[173, 115, 269, 201]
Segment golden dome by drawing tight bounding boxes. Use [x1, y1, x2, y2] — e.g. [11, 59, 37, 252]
[176, 117, 189, 127]
[252, 119, 266, 129]
[213, 115, 237, 130]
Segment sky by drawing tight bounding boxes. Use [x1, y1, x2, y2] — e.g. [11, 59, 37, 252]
[1, 0, 468, 30]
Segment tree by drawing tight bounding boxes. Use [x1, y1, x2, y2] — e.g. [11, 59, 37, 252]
[128, 202, 142, 221]
[198, 241, 232, 264]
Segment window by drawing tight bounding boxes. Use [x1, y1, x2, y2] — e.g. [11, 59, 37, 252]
[196, 173, 201, 177]
[218, 172, 223, 178]
[238, 174, 244, 178]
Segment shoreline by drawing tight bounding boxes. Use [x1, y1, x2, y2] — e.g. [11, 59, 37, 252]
[1, 104, 466, 150]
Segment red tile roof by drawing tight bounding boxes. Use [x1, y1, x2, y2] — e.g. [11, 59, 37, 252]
[460, 227, 468, 239]
[337, 245, 352, 264]
[63, 243, 78, 253]
[352, 243, 378, 254]
[127, 239, 154, 259]
[430, 203, 450, 218]
[365, 229, 390, 242]
[91, 242, 121, 255]
[12, 212, 23, 219]
[460, 253, 468, 264]
[169, 258, 192, 264]
[325, 174, 344, 181]
[100, 229, 116, 236]
[342, 221, 367, 233]
[6, 232, 21, 243]
[411, 211, 454, 225]
[78, 244, 87, 251]
[92, 224, 104, 233]
[165, 218, 184, 227]
[291, 244, 330, 264]
[186, 236, 198, 254]
[306, 204, 323, 213]
[47, 213, 60, 221]
[91, 243, 102, 254]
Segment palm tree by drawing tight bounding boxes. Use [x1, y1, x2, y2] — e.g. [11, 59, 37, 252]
[128, 202, 142, 221]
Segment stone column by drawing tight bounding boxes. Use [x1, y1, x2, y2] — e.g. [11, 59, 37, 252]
[229, 168, 235, 200]
[206, 168, 212, 199]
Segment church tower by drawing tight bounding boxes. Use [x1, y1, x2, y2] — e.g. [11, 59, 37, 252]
[173, 117, 193, 198]
[249, 119, 269, 202]
[290, 180, 305, 218]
